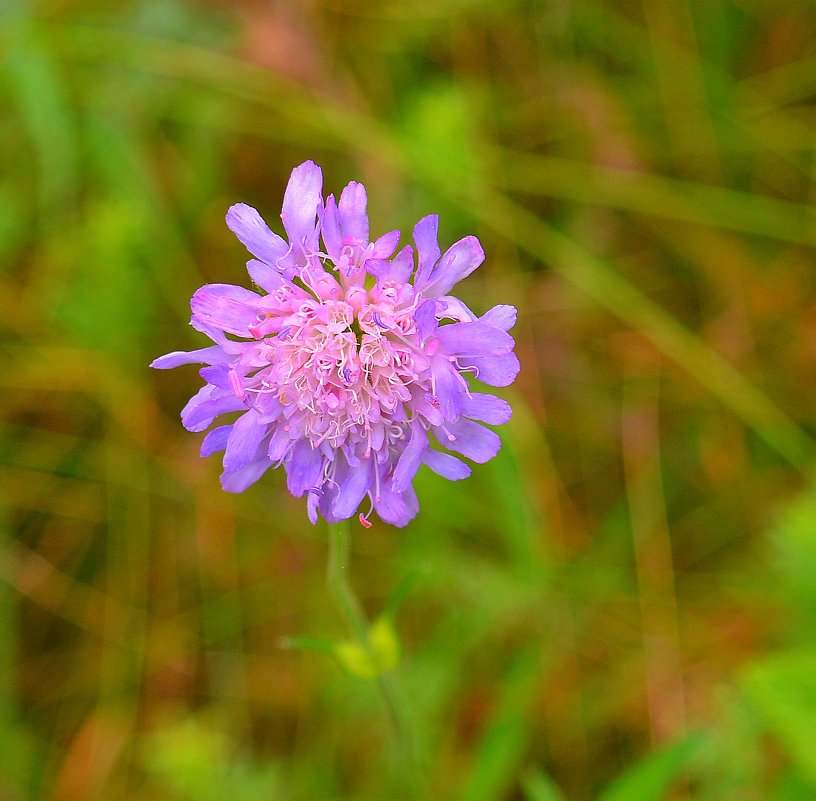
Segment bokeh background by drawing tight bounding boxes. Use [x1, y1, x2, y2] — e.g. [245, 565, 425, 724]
[5, 0, 816, 799]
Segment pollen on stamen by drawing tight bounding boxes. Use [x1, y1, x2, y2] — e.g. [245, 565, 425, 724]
[358, 512, 373, 529]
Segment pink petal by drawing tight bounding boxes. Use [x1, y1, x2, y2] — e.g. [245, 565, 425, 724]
[226, 203, 287, 265]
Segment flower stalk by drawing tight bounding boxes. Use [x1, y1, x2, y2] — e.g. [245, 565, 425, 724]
[326, 520, 427, 799]
[326, 520, 370, 645]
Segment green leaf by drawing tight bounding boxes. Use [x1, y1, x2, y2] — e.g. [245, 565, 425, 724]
[143, 718, 281, 801]
[522, 769, 568, 801]
[597, 732, 707, 801]
[772, 485, 816, 636]
[4, 23, 78, 212]
[742, 648, 816, 781]
[144, 719, 228, 801]
[457, 647, 541, 801]
[335, 616, 401, 679]
[382, 569, 423, 618]
[770, 766, 816, 801]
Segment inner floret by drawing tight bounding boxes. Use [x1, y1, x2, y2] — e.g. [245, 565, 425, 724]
[247, 289, 430, 453]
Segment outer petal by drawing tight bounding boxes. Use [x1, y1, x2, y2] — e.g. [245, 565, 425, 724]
[190, 284, 261, 337]
[267, 425, 293, 462]
[181, 385, 246, 432]
[375, 483, 419, 528]
[226, 203, 288, 265]
[221, 458, 272, 493]
[254, 394, 285, 424]
[413, 214, 440, 287]
[431, 356, 466, 422]
[437, 417, 501, 463]
[151, 345, 225, 369]
[199, 364, 234, 393]
[392, 422, 429, 493]
[418, 236, 484, 298]
[338, 181, 369, 245]
[406, 386, 441, 427]
[371, 229, 400, 259]
[330, 458, 372, 520]
[223, 409, 266, 472]
[462, 393, 512, 425]
[436, 320, 514, 358]
[281, 160, 323, 247]
[286, 440, 324, 496]
[414, 299, 439, 342]
[370, 245, 414, 285]
[246, 259, 288, 294]
[437, 296, 477, 322]
[458, 352, 521, 387]
[481, 304, 517, 331]
[200, 425, 231, 457]
[421, 450, 471, 480]
[189, 317, 233, 348]
[307, 489, 320, 524]
[321, 195, 342, 259]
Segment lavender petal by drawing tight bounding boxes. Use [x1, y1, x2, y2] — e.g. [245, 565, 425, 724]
[457, 351, 521, 387]
[190, 284, 261, 337]
[463, 393, 513, 425]
[280, 160, 323, 249]
[436, 417, 501, 463]
[181, 385, 246, 433]
[220, 458, 273, 493]
[418, 236, 484, 298]
[392, 423, 429, 493]
[412, 214, 441, 287]
[286, 439, 324, 497]
[223, 410, 266, 472]
[150, 345, 226, 369]
[338, 181, 369, 245]
[436, 320, 514, 358]
[421, 449, 472, 480]
[200, 425, 232, 457]
[226, 203, 288, 265]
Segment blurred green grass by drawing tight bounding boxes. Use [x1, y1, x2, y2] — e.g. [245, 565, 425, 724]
[4, 0, 816, 799]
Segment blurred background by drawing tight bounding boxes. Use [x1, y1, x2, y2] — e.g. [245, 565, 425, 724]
[4, 0, 816, 799]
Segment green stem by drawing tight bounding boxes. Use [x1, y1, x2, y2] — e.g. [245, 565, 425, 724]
[326, 520, 427, 800]
[327, 520, 370, 644]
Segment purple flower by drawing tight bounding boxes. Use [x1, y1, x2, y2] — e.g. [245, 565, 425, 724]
[152, 161, 519, 527]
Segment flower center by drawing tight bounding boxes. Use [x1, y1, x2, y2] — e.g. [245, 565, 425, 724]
[249, 288, 427, 453]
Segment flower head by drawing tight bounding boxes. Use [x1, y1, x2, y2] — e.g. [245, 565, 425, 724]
[152, 161, 519, 527]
